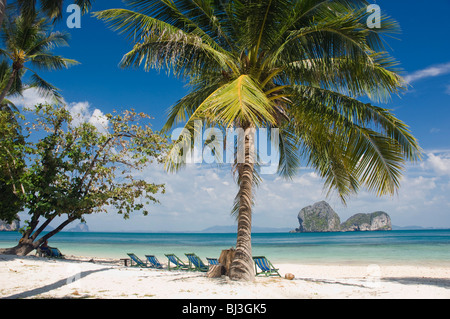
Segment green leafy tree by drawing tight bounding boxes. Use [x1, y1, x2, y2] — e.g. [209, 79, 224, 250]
[97, 0, 421, 281]
[0, 104, 168, 256]
[0, 11, 79, 104]
[0, 59, 25, 223]
[0, 109, 24, 224]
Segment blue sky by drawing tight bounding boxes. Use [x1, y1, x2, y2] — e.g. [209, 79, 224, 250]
[13, 0, 450, 231]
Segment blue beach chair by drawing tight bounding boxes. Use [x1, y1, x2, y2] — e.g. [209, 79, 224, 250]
[145, 255, 163, 269]
[127, 253, 148, 268]
[185, 253, 209, 272]
[49, 247, 64, 258]
[206, 257, 219, 266]
[165, 254, 189, 271]
[252, 256, 281, 277]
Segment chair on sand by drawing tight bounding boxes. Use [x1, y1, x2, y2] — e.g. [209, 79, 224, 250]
[49, 247, 64, 258]
[37, 246, 64, 258]
[127, 253, 148, 268]
[145, 255, 163, 269]
[252, 256, 281, 277]
[165, 254, 189, 271]
[206, 257, 219, 266]
[36, 246, 50, 257]
[185, 253, 209, 272]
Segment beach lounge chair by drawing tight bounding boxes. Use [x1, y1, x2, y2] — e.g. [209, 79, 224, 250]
[36, 246, 51, 257]
[252, 256, 281, 277]
[185, 253, 209, 272]
[49, 247, 64, 258]
[145, 255, 163, 269]
[165, 254, 189, 271]
[127, 253, 148, 268]
[206, 257, 219, 266]
[37, 247, 63, 258]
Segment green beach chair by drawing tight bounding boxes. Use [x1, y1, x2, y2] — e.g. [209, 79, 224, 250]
[145, 255, 163, 269]
[252, 256, 281, 277]
[185, 253, 209, 272]
[127, 253, 148, 268]
[165, 254, 189, 271]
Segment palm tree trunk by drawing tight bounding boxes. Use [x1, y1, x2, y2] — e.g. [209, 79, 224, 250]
[0, 0, 6, 27]
[0, 68, 17, 103]
[229, 127, 256, 281]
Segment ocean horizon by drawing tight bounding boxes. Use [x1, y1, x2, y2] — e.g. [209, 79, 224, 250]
[1, 229, 450, 266]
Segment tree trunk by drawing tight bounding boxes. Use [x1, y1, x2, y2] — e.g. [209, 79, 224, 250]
[229, 127, 256, 281]
[0, 68, 17, 103]
[0, 238, 38, 256]
[0, 0, 6, 28]
[207, 248, 236, 278]
[0, 216, 76, 256]
[207, 265, 225, 278]
[219, 248, 235, 276]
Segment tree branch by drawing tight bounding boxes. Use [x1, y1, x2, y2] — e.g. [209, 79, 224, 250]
[31, 215, 56, 241]
[40, 215, 77, 244]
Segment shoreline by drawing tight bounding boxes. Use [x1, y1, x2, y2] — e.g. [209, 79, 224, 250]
[68, 254, 450, 268]
[2, 230, 449, 268]
[1, 254, 449, 299]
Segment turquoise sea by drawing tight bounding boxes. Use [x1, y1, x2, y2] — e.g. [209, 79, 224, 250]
[1, 230, 450, 265]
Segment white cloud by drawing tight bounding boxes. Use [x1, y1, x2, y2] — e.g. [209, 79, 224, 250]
[9, 88, 109, 134]
[425, 152, 450, 176]
[81, 154, 450, 231]
[78, 153, 450, 231]
[404, 62, 450, 84]
[88, 109, 109, 133]
[430, 128, 441, 134]
[67, 101, 109, 134]
[68, 101, 91, 125]
[9, 87, 56, 108]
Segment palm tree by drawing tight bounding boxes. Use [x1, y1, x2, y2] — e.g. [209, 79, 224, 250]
[0, 11, 78, 104]
[0, 0, 95, 25]
[96, 0, 421, 281]
[0, 0, 5, 26]
[0, 59, 18, 110]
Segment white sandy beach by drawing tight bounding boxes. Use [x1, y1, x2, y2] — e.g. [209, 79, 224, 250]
[0, 255, 449, 299]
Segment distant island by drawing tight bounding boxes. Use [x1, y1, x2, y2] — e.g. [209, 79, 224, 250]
[0, 220, 89, 233]
[0, 217, 20, 232]
[291, 201, 392, 233]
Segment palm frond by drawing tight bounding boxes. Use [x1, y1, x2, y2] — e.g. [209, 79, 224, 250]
[95, 8, 238, 77]
[101, 0, 421, 204]
[17, 0, 94, 20]
[29, 54, 79, 71]
[276, 125, 301, 179]
[290, 85, 421, 162]
[163, 78, 223, 132]
[289, 91, 419, 202]
[194, 74, 277, 128]
[27, 71, 63, 104]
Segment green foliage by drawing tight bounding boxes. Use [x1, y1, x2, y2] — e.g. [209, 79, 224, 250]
[0, 104, 168, 237]
[18, 220, 31, 235]
[97, 0, 421, 204]
[0, 110, 25, 222]
[15, 0, 95, 20]
[0, 10, 79, 104]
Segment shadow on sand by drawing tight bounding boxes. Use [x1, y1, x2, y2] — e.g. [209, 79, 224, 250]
[382, 277, 450, 289]
[2, 267, 112, 299]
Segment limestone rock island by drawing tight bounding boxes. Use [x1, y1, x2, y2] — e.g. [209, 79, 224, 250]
[291, 201, 392, 233]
